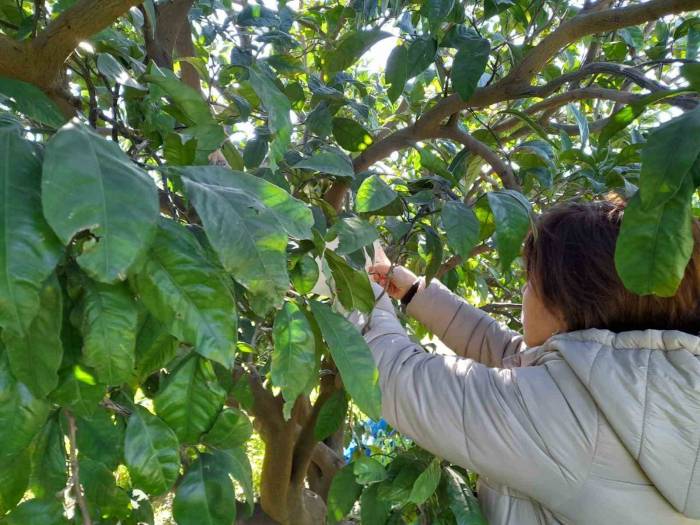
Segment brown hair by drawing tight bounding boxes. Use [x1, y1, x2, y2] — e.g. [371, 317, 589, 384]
[522, 199, 700, 334]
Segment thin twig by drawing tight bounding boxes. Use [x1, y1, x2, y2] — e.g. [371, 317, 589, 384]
[66, 410, 92, 525]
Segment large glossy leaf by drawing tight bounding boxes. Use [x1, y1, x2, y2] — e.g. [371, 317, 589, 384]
[408, 458, 442, 505]
[217, 447, 254, 515]
[356, 175, 398, 213]
[154, 354, 226, 444]
[314, 389, 347, 441]
[173, 453, 236, 525]
[4, 274, 63, 398]
[0, 76, 67, 127]
[332, 216, 379, 255]
[124, 406, 181, 496]
[385, 45, 408, 102]
[309, 301, 381, 420]
[324, 29, 391, 74]
[28, 415, 66, 499]
[326, 463, 363, 523]
[81, 281, 137, 385]
[76, 409, 124, 470]
[42, 122, 159, 283]
[293, 149, 355, 179]
[49, 365, 104, 417]
[452, 37, 490, 102]
[134, 314, 178, 381]
[132, 219, 237, 368]
[80, 457, 131, 520]
[0, 353, 50, 461]
[0, 498, 69, 525]
[486, 190, 532, 271]
[181, 166, 312, 313]
[247, 66, 291, 167]
[0, 449, 29, 513]
[325, 251, 375, 313]
[271, 301, 317, 405]
[441, 201, 479, 259]
[0, 128, 62, 337]
[615, 181, 694, 296]
[638, 106, 700, 209]
[203, 408, 253, 449]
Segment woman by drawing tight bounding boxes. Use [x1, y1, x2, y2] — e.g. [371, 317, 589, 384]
[356, 199, 700, 524]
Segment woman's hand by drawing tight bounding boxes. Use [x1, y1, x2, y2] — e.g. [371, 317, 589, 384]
[367, 261, 418, 300]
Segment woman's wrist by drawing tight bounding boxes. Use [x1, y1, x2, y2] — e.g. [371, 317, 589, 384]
[400, 278, 422, 308]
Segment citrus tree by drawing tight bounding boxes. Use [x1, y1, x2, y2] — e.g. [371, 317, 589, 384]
[0, 0, 699, 523]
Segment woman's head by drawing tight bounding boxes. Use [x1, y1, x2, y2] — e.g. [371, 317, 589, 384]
[520, 198, 700, 346]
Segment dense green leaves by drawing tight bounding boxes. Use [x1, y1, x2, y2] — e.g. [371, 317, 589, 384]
[0, 450, 29, 513]
[50, 365, 104, 417]
[42, 122, 158, 283]
[154, 354, 226, 444]
[271, 301, 316, 405]
[81, 281, 137, 385]
[441, 201, 480, 259]
[182, 166, 312, 313]
[615, 181, 695, 296]
[326, 464, 363, 523]
[28, 416, 66, 499]
[133, 220, 237, 368]
[638, 106, 700, 209]
[124, 406, 181, 496]
[310, 301, 381, 420]
[4, 274, 63, 397]
[0, 129, 62, 339]
[0, 498, 69, 525]
[486, 191, 532, 270]
[173, 453, 236, 525]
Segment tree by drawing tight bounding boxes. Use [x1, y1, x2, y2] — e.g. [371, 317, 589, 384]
[0, 0, 699, 523]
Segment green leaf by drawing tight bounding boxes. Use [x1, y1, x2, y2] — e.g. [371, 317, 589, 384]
[4, 274, 63, 398]
[42, 122, 159, 283]
[154, 354, 226, 444]
[0, 449, 29, 513]
[356, 175, 399, 213]
[385, 45, 408, 102]
[216, 447, 254, 515]
[0, 128, 62, 338]
[353, 456, 388, 484]
[325, 250, 375, 313]
[452, 37, 490, 101]
[0, 498, 69, 525]
[181, 166, 312, 313]
[173, 453, 236, 525]
[406, 37, 438, 79]
[638, 106, 700, 210]
[0, 353, 50, 461]
[164, 132, 197, 166]
[81, 281, 137, 385]
[314, 389, 348, 441]
[498, 109, 556, 147]
[96, 53, 145, 90]
[49, 365, 104, 417]
[80, 457, 131, 520]
[486, 190, 532, 271]
[76, 409, 124, 470]
[271, 301, 317, 405]
[332, 117, 373, 152]
[567, 103, 589, 147]
[203, 408, 253, 449]
[422, 226, 443, 286]
[421, 0, 455, 30]
[309, 301, 381, 420]
[294, 149, 355, 179]
[135, 314, 178, 382]
[144, 64, 213, 126]
[124, 405, 181, 496]
[444, 467, 488, 525]
[28, 416, 66, 499]
[360, 483, 392, 525]
[326, 463, 363, 523]
[290, 254, 320, 295]
[408, 457, 442, 505]
[333, 216, 379, 255]
[0, 76, 67, 127]
[247, 66, 291, 167]
[324, 29, 392, 74]
[132, 219, 237, 368]
[615, 180, 694, 296]
[441, 201, 479, 259]
[681, 62, 700, 91]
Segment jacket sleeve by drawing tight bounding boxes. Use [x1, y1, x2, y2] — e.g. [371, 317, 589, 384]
[350, 284, 596, 506]
[405, 278, 524, 367]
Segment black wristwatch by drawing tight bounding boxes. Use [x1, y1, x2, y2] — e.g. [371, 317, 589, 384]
[400, 279, 421, 310]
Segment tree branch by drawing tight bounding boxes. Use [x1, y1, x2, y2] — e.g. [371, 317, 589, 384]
[67, 410, 92, 525]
